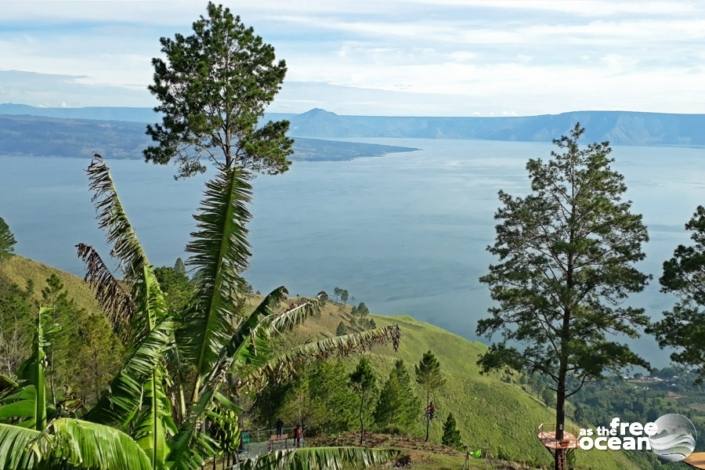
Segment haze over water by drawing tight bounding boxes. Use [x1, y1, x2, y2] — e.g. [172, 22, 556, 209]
[3, 137, 704, 367]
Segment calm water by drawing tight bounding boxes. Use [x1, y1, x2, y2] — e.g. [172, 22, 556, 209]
[2, 138, 705, 366]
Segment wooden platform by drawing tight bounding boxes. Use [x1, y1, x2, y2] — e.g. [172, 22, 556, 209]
[685, 452, 705, 469]
[538, 430, 578, 450]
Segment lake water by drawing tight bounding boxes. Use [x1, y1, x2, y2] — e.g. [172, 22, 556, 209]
[2, 138, 705, 367]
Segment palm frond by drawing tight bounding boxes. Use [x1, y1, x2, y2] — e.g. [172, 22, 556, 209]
[167, 305, 265, 465]
[85, 318, 175, 428]
[87, 154, 148, 280]
[43, 418, 152, 470]
[262, 295, 322, 334]
[0, 423, 41, 469]
[134, 367, 176, 467]
[166, 425, 217, 470]
[0, 386, 35, 426]
[76, 243, 135, 339]
[237, 446, 398, 470]
[248, 325, 401, 388]
[182, 167, 252, 384]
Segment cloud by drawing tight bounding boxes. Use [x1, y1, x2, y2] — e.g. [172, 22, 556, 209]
[1, 0, 704, 115]
[0, 70, 151, 107]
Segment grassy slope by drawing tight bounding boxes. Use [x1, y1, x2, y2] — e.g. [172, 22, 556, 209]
[0, 255, 101, 313]
[1, 256, 636, 469]
[296, 304, 638, 470]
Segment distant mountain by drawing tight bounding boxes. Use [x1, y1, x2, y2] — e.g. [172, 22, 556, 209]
[0, 114, 414, 161]
[0, 103, 156, 123]
[2, 103, 705, 147]
[279, 108, 705, 147]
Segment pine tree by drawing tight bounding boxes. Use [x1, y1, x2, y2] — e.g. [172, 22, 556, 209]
[349, 357, 376, 445]
[40, 274, 122, 406]
[374, 360, 419, 433]
[154, 264, 195, 314]
[336, 321, 349, 336]
[0, 279, 34, 374]
[477, 124, 650, 470]
[41, 274, 74, 407]
[174, 257, 186, 276]
[650, 206, 705, 382]
[415, 351, 445, 441]
[0, 216, 16, 261]
[146, 2, 292, 178]
[441, 413, 462, 448]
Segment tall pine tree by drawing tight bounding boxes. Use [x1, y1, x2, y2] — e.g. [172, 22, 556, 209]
[415, 351, 445, 442]
[477, 124, 650, 470]
[146, 2, 292, 178]
[349, 357, 376, 445]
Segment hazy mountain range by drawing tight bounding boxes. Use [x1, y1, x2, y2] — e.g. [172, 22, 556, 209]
[1, 103, 705, 148]
[0, 111, 415, 162]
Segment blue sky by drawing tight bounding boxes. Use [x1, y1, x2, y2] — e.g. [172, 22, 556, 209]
[1, 0, 705, 115]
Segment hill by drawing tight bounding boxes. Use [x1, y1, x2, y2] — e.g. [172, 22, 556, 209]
[273, 108, 705, 146]
[291, 305, 639, 469]
[0, 114, 415, 161]
[0, 254, 101, 313]
[0, 255, 637, 469]
[3, 103, 705, 147]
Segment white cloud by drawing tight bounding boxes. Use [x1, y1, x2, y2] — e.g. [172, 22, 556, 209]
[1, 0, 704, 114]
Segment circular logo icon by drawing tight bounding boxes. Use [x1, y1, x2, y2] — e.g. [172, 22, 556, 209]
[649, 413, 697, 462]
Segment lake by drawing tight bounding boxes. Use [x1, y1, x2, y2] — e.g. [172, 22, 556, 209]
[2, 138, 705, 367]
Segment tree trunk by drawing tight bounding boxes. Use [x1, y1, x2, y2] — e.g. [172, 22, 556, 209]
[359, 392, 365, 445]
[554, 364, 567, 470]
[424, 390, 430, 442]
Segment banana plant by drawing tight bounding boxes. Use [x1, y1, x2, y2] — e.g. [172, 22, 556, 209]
[0, 155, 401, 468]
[0, 306, 152, 469]
[0, 155, 401, 469]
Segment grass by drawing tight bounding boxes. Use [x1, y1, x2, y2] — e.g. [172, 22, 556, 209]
[1, 256, 639, 469]
[0, 255, 102, 313]
[293, 302, 640, 469]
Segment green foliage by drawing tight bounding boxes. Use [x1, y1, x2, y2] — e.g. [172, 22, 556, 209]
[0, 217, 15, 261]
[40, 274, 121, 408]
[256, 360, 357, 435]
[181, 166, 252, 397]
[649, 205, 705, 382]
[65, 155, 399, 468]
[351, 302, 369, 317]
[415, 350, 445, 441]
[335, 321, 349, 336]
[0, 418, 152, 470]
[476, 124, 650, 466]
[441, 413, 462, 449]
[154, 264, 194, 315]
[374, 359, 419, 433]
[174, 258, 186, 276]
[0, 278, 34, 374]
[146, 1, 292, 178]
[333, 287, 349, 303]
[349, 357, 377, 445]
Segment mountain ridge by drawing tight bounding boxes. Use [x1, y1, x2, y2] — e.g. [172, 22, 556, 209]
[2, 103, 704, 147]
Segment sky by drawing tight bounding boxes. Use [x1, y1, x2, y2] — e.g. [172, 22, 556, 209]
[1, 0, 705, 116]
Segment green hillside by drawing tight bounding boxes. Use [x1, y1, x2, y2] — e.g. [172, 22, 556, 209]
[0, 254, 101, 313]
[274, 302, 639, 469]
[0, 255, 637, 469]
